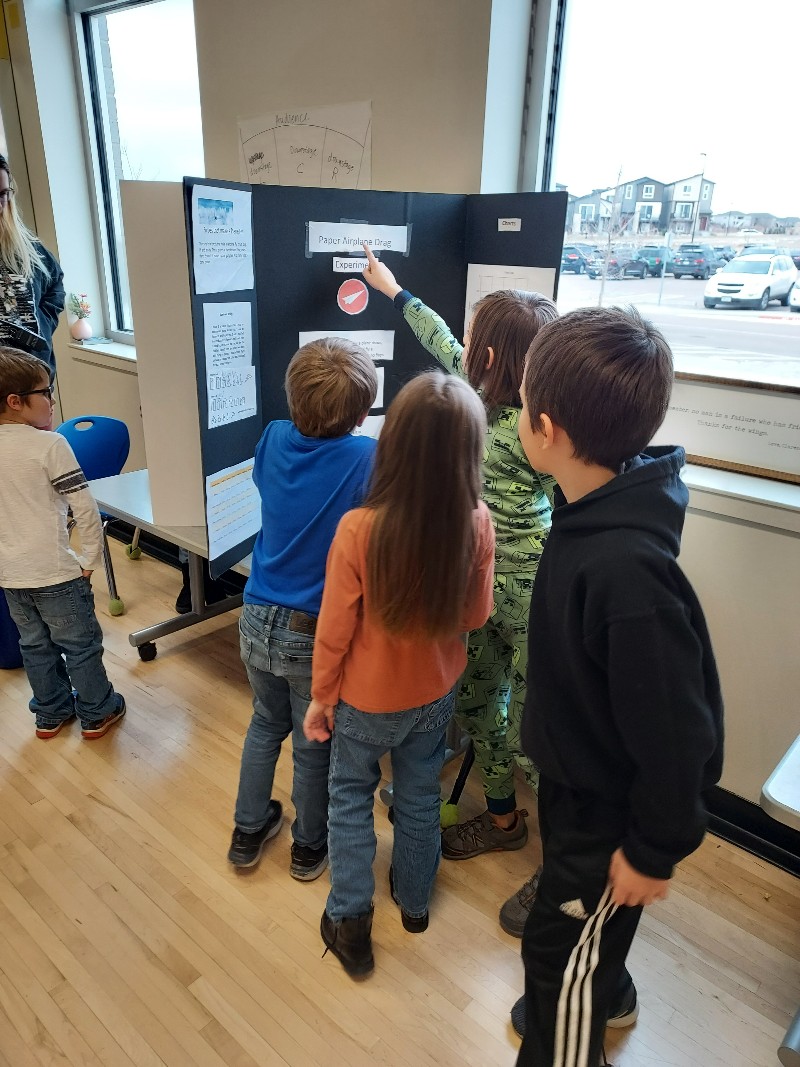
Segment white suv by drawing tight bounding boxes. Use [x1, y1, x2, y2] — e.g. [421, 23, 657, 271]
[703, 254, 798, 310]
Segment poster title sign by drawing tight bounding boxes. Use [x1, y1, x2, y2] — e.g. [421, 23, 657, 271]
[308, 221, 409, 255]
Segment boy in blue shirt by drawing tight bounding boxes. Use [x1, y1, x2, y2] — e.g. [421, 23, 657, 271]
[228, 337, 377, 880]
[514, 307, 723, 1066]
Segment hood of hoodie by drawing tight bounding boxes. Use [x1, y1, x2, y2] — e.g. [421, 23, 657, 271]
[551, 445, 687, 557]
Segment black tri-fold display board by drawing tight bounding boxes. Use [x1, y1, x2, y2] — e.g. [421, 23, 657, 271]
[183, 178, 567, 577]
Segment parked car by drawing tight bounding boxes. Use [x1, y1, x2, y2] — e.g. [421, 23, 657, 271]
[561, 245, 590, 273]
[789, 250, 800, 270]
[742, 245, 781, 256]
[621, 252, 648, 278]
[669, 244, 722, 279]
[586, 246, 639, 279]
[703, 254, 798, 310]
[712, 245, 736, 262]
[638, 245, 670, 277]
[789, 280, 800, 313]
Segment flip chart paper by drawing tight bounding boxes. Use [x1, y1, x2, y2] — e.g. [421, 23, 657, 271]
[192, 185, 254, 295]
[239, 101, 372, 189]
[464, 263, 557, 334]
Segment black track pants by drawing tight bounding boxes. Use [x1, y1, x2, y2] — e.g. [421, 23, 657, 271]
[517, 776, 642, 1067]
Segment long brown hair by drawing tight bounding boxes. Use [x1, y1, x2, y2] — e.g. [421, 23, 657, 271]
[365, 372, 486, 637]
[466, 290, 558, 409]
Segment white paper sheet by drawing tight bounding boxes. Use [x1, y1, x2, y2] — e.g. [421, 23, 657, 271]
[207, 365, 257, 430]
[204, 303, 252, 371]
[239, 101, 372, 189]
[205, 460, 261, 562]
[192, 185, 254, 295]
[464, 263, 558, 334]
[308, 222, 409, 255]
[298, 329, 394, 363]
[353, 414, 385, 439]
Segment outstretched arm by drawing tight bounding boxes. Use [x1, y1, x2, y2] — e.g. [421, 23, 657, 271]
[361, 244, 467, 380]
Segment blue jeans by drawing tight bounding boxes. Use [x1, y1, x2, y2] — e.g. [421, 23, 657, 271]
[326, 689, 455, 921]
[4, 577, 117, 727]
[235, 603, 329, 849]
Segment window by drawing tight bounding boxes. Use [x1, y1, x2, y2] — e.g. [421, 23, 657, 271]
[624, 184, 633, 199]
[640, 205, 653, 221]
[580, 204, 595, 221]
[676, 203, 693, 219]
[682, 183, 692, 195]
[72, 0, 204, 340]
[642, 184, 655, 199]
[702, 183, 710, 200]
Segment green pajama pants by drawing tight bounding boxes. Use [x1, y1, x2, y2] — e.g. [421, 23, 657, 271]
[455, 571, 539, 815]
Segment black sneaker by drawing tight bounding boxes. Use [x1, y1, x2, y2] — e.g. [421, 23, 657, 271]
[606, 980, 638, 1028]
[388, 866, 428, 932]
[227, 801, 283, 868]
[320, 908, 374, 979]
[290, 842, 328, 881]
[81, 695, 126, 739]
[510, 980, 638, 1040]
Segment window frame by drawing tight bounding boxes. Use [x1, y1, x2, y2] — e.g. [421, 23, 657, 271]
[676, 202, 693, 219]
[67, 0, 198, 345]
[624, 183, 633, 199]
[642, 183, 655, 199]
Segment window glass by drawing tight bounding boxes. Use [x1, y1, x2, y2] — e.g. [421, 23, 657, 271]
[553, 0, 799, 387]
[80, 0, 204, 336]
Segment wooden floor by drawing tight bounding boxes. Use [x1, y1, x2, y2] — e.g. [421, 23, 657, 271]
[0, 541, 798, 1067]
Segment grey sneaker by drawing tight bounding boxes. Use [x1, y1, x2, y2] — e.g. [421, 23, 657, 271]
[441, 808, 528, 860]
[510, 980, 638, 1039]
[499, 865, 542, 937]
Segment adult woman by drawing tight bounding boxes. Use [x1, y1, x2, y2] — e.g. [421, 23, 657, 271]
[0, 155, 64, 372]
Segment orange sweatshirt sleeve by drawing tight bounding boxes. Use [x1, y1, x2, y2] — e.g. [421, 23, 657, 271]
[311, 512, 365, 706]
[459, 503, 496, 633]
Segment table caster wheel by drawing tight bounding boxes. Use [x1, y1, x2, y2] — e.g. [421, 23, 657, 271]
[138, 642, 157, 661]
[109, 598, 125, 617]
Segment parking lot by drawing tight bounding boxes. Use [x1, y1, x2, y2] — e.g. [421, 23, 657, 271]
[556, 272, 800, 386]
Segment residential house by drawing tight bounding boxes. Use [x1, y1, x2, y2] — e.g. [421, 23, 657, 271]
[662, 172, 715, 234]
[566, 187, 614, 234]
[613, 176, 666, 234]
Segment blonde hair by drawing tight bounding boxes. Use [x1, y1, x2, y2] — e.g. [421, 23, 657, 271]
[285, 336, 377, 437]
[0, 156, 50, 282]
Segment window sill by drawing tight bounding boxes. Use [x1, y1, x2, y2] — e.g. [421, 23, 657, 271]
[68, 340, 137, 373]
[683, 463, 800, 533]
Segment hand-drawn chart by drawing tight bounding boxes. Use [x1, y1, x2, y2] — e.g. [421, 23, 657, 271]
[239, 101, 372, 189]
[464, 263, 558, 333]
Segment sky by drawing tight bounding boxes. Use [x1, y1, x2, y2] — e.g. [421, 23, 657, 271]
[551, 0, 799, 217]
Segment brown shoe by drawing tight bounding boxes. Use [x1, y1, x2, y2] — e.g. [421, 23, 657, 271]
[441, 808, 528, 860]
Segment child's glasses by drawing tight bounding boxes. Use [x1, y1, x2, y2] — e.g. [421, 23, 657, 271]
[12, 386, 55, 401]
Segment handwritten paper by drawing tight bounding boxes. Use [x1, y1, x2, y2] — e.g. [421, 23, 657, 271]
[239, 101, 372, 189]
[204, 303, 252, 370]
[308, 222, 409, 255]
[207, 365, 257, 430]
[205, 460, 261, 562]
[354, 415, 385, 439]
[192, 185, 254, 295]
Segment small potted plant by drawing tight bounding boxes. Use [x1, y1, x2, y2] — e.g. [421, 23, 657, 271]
[67, 292, 92, 341]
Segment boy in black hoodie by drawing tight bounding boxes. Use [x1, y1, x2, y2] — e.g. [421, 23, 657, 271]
[513, 306, 723, 1067]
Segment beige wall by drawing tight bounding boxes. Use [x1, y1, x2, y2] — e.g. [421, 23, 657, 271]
[194, 0, 496, 194]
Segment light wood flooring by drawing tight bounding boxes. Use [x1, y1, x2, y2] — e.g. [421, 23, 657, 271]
[0, 540, 798, 1066]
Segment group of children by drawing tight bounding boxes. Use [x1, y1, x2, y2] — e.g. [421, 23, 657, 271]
[0, 240, 724, 1067]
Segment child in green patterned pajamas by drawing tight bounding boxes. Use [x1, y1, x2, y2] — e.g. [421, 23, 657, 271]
[362, 245, 557, 932]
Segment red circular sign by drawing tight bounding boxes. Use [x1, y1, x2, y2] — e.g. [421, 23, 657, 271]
[337, 278, 369, 315]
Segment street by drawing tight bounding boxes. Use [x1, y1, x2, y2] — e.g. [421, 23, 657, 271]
[556, 273, 800, 387]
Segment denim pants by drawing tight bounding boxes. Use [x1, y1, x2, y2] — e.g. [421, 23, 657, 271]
[235, 603, 329, 850]
[326, 689, 455, 922]
[4, 577, 117, 727]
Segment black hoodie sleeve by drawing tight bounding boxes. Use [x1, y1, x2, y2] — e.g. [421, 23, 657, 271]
[592, 602, 720, 879]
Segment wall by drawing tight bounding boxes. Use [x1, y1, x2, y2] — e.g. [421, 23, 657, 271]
[194, 0, 497, 194]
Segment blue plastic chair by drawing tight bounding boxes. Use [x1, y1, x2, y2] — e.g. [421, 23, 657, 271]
[56, 416, 134, 616]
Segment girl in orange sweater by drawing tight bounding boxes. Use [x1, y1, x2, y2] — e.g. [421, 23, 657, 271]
[304, 371, 495, 978]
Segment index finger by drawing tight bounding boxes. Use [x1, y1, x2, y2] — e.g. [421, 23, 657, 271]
[362, 242, 378, 267]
